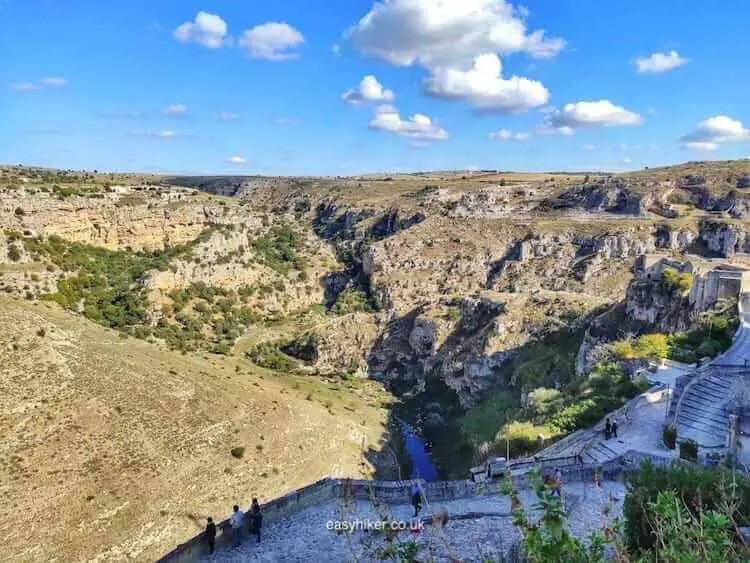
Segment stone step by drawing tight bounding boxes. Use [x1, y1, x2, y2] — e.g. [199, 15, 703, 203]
[677, 411, 728, 434]
[677, 402, 728, 427]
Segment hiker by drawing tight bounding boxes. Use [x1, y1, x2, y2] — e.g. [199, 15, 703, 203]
[249, 498, 262, 544]
[604, 418, 612, 440]
[411, 480, 423, 517]
[205, 517, 217, 554]
[612, 419, 618, 439]
[230, 504, 244, 547]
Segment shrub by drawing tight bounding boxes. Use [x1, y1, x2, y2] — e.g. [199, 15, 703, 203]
[679, 438, 698, 462]
[662, 267, 693, 293]
[612, 340, 635, 359]
[662, 424, 677, 449]
[247, 342, 298, 372]
[624, 460, 750, 553]
[230, 447, 246, 459]
[7, 244, 21, 262]
[332, 288, 376, 315]
[633, 333, 669, 360]
[14, 207, 25, 216]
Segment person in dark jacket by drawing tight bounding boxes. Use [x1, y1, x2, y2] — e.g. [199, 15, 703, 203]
[604, 418, 612, 440]
[612, 419, 618, 438]
[205, 517, 217, 554]
[250, 498, 262, 543]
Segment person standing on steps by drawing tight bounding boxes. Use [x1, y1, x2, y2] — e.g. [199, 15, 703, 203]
[612, 419, 618, 439]
[605, 418, 612, 440]
[205, 517, 217, 554]
[411, 480, 423, 517]
[230, 504, 244, 547]
[250, 498, 262, 544]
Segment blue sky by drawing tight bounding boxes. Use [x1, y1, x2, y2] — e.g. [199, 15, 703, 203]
[2, 0, 749, 175]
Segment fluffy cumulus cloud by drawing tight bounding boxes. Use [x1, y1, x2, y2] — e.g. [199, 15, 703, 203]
[680, 115, 749, 151]
[544, 100, 643, 133]
[163, 103, 187, 116]
[239, 22, 304, 60]
[489, 128, 529, 140]
[226, 155, 247, 164]
[635, 50, 689, 74]
[341, 75, 395, 105]
[174, 11, 230, 49]
[368, 104, 448, 140]
[423, 53, 548, 113]
[346, 0, 565, 68]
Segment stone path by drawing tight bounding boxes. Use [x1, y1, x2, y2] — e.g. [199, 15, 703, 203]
[675, 368, 738, 448]
[203, 481, 626, 562]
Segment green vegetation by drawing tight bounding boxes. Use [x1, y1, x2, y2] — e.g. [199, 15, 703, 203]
[614, 311, 738, 365]
[15, 229, 267, 353]
[331, 288, 377, 315]
[22, 233, 204, 329]
[7, 244, 21, 262]
[250, 225, 307, 275]
[624, 461, 750, 555]
[505, 462, 750, 562]
[247, 341, 299, 372]
[661, 266, 693, 293]
[230, 446, 246, 459]
[662, 424, 677, 449]
[679, 438, 699, 462]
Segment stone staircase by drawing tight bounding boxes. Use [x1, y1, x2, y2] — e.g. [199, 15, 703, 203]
[675, 368, 737, 448]
[581, 437, 630, 464]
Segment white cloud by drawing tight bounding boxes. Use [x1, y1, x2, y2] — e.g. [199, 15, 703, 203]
[39, 77, 66, 87]
[274, 117, 292, 125]
[489, 128, 529, 140]
[624, 157, 632, 164]
[635, 50, 689, 74]
[680, 115, 749, 150]
[163, 103, 187, 116]
[341, 75, 395, 105]
[545, 100, 643, 132]
[346, 0, 565, 68]
[226, 155, 247, 164]
[583, 144, 596, 150]
[423, 53, 549, 113]
[368, 104, 448, 140]
[219, 111, 240, 121]
[332, 43, 341, 56]
[174, 11, 229, 49]
[684, 142, 718, 151]
[148, 130, 176, 139]
[239, 22, 304, 60]
[11, 82, 39, 91]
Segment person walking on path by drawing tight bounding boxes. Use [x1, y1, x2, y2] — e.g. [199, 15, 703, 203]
[410, 480, 423, 517]
[604, 418, 612, 440]
[230, 505, 244, 547]
[205, 517, 217, 554]
[249, 498, 262, 544]
[612, 419, 618, 439]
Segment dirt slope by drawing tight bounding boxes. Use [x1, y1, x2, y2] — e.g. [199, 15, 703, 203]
[0, 298, 388, 562]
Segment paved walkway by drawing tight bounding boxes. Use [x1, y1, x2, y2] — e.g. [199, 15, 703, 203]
[202, 481, 626, 562]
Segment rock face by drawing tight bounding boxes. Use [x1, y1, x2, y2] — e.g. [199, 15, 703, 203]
[547, 180, 652, 215]
[0, 187, 234, 250]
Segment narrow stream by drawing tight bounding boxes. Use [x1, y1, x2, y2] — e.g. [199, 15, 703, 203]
[399, 421, 439, 482]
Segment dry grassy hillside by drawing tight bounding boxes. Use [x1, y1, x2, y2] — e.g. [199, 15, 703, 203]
[0, 298, 389, 562]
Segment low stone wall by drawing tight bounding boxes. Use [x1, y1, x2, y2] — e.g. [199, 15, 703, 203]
[158, 450, 681, 562]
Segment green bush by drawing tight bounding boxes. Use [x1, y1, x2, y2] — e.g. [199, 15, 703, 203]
[624, 461, 750, 553]
[14, 207, 25, 216]
[247, 342, 298, 372]
[332, 288, 376, 315]
[633, 333, 669, 360]
[679, 438, 699, 462]
[251, 226, 307, 274]
[662, 424, 677, 449]
[7, 244, 21, 262]
[230, 446, 246, 459]
[661, 267, 693, 293]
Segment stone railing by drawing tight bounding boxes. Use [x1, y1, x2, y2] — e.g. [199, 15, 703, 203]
[158, 450, 684, 562]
